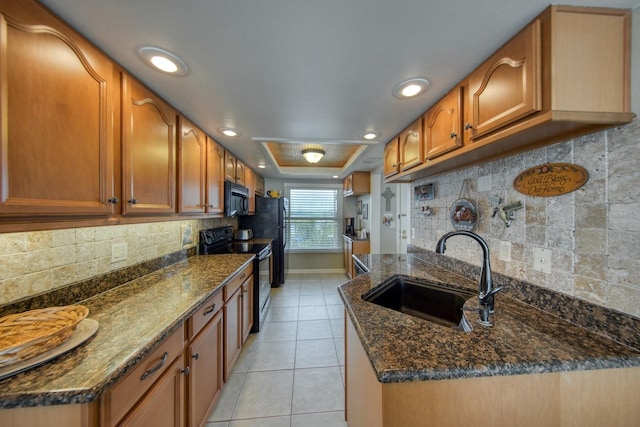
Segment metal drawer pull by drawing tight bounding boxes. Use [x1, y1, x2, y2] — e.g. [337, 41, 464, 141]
[140, 351, 168, 380]
[192, 352, 199, 360]
[181, 367, 190, 375]
[203, 304, 216, 315]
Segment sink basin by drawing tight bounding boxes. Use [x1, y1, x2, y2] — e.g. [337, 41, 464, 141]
[362, 276, 476, 329]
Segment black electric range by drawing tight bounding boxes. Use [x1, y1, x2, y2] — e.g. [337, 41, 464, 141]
[198, 226, 272, 332]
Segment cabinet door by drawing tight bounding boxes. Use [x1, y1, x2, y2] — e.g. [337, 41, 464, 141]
[178, 117, 206, 213]
[399, 118, 423, 171]
[343, 174, 353, 196]
[383, 138, 400, 178]
[235, 160, 246, 187]
[424, 87, 463, 160]
[119, 355, 186, 427]
[188, 311, 223, 427]
[224, 152, 237, 183]
[468, 20, 541, 140]
[223, 287, 242, 381]
[122, 75, 177, 214]
[205, 137, 224, 214]
[245, 168, 256, 214]
[241, 276, 253, 342]
[0, 4, 115, 216]
[255, 174, 265, 196]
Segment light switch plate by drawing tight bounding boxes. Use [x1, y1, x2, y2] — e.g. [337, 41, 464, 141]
[533, 247, 552, 273]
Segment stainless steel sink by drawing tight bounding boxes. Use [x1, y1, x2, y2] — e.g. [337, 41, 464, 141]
[362, 275, 476, 329]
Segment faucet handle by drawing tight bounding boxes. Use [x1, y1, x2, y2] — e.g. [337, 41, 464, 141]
[479, 286, 504, 304]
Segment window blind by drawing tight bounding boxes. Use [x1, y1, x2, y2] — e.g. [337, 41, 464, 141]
[284, 184, 342, 251]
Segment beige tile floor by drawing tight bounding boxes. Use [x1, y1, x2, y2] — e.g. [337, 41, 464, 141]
[206, 272, 349, 427]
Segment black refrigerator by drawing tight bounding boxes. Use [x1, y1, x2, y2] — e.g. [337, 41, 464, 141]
[240, 196, 287, 286]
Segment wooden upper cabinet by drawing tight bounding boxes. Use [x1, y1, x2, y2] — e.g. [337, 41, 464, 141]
[224, 151, 247, 187]
[245, 168, 256, 214]
[467, 19, 541, 140]
[121, 75, 177, 215]
[178, 117, 206, 214]
[399, 118, 423, 171]
[383, 138, 400, 178]
[206, 137, 225, 214]
[0, 1, 115, 216]
[255, 174, 265, 196]
[424, 87, 463, 160]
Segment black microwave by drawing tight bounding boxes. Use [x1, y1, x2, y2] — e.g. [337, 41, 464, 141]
[224, 181, 249, 216]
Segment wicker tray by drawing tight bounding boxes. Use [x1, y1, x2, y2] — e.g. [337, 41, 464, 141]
[0, 305, 89, 367]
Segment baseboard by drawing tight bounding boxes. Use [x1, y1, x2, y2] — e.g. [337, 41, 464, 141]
[287, 268, 347, 275]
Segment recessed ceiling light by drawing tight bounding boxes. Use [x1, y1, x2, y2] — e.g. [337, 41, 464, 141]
[360, 131, 380, 140]
[333, 175, 339, 179]
[258, 164, 266, 169]
[393, 78, 430, 99]
[138, 47, 188, 76]
[219, 127, 242, 137]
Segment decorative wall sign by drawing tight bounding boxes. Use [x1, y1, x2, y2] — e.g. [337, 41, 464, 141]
[514, 163, 589, 197]
[415, 183, 435, 201]
[357, 200, 362, 215]
[450, 198, 477, 231]
[363, 203, 369, 220]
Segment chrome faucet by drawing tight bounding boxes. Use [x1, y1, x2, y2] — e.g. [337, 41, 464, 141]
[435, 230, 503, 326]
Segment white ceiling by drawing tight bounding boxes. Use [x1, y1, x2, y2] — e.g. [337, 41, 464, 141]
[39, 0, 640, 179]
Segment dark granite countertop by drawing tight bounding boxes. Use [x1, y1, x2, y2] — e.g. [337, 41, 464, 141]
[0, 254, 254, 409]
[339, 253, 640, 384]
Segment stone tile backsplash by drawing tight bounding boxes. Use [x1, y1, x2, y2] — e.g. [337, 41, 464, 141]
[0, 217, 235, 305]
[411, 118, 640, 318]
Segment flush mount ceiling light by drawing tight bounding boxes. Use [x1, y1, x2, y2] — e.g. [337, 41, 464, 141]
[301, 149, 325, 164]
[258, 163, 266, 169]
[393, 78, 430, 99]
[360, 130, 380, 141]
[138, 47, 188, 76]
[218, 127, 242, 137]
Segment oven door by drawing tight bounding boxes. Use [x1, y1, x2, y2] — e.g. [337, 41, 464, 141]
[254, 246, 272, 332]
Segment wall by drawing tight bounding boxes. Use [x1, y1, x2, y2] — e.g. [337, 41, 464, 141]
[410, 118, 640, 318]
[0, 217, 236, 306]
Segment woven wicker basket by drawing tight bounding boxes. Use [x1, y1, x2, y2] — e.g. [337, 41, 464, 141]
[0, 305, 89, 367]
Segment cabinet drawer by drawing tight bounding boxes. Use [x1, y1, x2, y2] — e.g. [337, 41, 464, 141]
[223, 263, 253, 302]
[103, 326, 184, 426]
[189, 290, 224, 340]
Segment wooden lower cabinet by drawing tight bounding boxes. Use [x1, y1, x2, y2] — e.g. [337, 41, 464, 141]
[119, 355, 186, 427]
[345, 315, 640, 427]
[343, 236, 369, 279]
[187, 309, 223, 427]
[224, 285, 243, 382]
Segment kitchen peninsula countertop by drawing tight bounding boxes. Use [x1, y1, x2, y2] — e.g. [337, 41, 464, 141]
[0, 254, 254, 408]
[338, 253, 640, 383]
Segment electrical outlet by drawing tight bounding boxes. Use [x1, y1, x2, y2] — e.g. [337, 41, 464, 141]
[499, 241, 511, 261]
[111, 242, 128, 263]
[533, 247, 552, 273]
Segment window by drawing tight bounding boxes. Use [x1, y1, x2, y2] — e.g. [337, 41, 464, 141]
[284, 184, 343, 252]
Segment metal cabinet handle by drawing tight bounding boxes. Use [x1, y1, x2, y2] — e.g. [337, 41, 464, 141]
[239, 273, 246, 279]
[181, 367, 190, 375]
[141, 351, 168, 380]
[107, 197, 119, 204]
[203, 304, 216, 316]
[128, 198, 137, 205]
[450, 132, 458, 139]
[464, 123, 473, 130]
[192, 352, 199, 360]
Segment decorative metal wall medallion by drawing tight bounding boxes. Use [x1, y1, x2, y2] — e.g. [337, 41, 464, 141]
[450, 198, 477, 231]
[514, 163, 589, 197]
